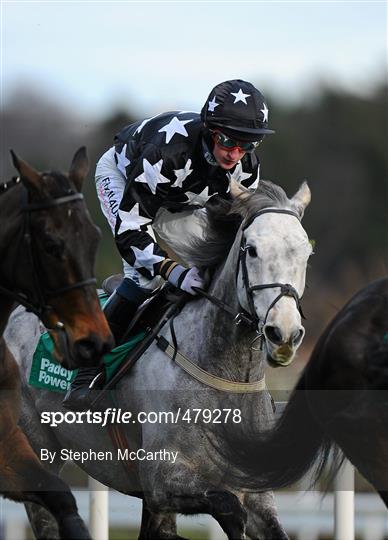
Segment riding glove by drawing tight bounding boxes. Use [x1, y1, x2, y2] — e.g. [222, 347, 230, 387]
[167, 265, 205, 295]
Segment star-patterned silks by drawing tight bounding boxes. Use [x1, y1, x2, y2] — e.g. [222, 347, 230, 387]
[184, 186, 215, 206]
[227, 162, 252, 187]
[207, 96, 219, 112]
[117, 204, 152, 235]
[230, 89, 251, 105]
[261, 103, 269, 122]
[245, 164, 260, 191]
[171, 159, 193, 188]
[112, 111, 261, 280]
[158, 116, 193, 144]
[134, 158, 170, 195]
[134, 114, 160, 135]
[249, 177, 259, 190]
[130, 244, 165, 276]
[115, 145, 131, 175]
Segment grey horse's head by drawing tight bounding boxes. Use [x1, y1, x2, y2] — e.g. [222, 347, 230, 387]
[231, 179, 312, 366]
[169, 178, 312, 367]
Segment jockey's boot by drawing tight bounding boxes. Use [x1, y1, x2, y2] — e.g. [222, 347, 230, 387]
[62, 278, 152, 412]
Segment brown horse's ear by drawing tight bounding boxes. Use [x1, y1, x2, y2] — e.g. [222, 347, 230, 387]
[69, 146, 89, 192]
[10, 150, 42, 191]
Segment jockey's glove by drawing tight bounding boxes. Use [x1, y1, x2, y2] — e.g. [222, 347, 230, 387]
[167, 265, 205, 295]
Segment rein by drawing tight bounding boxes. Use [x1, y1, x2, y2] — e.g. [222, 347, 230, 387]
[0, 181, 96, 331]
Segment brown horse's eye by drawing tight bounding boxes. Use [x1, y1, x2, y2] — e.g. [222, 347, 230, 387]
[43, 234, 65, 259]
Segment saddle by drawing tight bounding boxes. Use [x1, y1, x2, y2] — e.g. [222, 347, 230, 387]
[102, 274, 182, 342]
[91, 275, 188, 408]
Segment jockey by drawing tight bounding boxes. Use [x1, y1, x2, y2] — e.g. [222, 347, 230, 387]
[63, 79, 275, 411]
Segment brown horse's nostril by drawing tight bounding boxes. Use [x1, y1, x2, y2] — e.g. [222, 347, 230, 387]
[103, 334, 115, 354]
[74, 334, 112, 366]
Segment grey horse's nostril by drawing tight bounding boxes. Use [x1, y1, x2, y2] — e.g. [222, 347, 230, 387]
[291, 328, 304, 345]
[264, 325, 284, 345]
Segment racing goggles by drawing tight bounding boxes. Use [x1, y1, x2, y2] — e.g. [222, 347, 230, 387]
[211, 130, 262, 153]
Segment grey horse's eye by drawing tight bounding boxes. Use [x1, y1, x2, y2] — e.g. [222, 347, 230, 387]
[247, 245, 257, 258]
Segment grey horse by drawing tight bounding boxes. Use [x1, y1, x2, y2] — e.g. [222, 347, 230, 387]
[6, 179, 312, 539]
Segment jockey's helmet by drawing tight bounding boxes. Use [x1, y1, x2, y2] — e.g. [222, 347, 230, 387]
[201, 79, 275, 142]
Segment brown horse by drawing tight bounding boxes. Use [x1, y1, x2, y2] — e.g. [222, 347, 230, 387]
[221, 277, 388, 509]
[0, 148, 113, 538]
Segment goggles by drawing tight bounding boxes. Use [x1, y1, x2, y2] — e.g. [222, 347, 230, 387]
[211, 130, 262, 153]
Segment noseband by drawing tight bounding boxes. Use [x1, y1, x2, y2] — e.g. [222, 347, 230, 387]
[194, 208, 305, 347]
[0, 180, 96, 330]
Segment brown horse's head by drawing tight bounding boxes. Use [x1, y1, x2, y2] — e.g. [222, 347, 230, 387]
[9, 148, 113, 369]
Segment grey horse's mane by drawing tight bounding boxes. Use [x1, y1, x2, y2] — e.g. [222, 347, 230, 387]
[181, 180, 293, 269]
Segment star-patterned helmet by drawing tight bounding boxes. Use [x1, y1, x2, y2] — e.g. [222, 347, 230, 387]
[201, 79, 275, 141]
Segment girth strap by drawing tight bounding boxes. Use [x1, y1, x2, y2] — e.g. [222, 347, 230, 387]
[156, 335, 266, 393]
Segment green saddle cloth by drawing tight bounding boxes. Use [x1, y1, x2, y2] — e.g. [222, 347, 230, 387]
[28, 293, 145, 393]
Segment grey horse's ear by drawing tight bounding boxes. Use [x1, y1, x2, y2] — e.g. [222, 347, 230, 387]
[291, 181, 311, 218]
[10, 150, 42, 192]
[69, 146, 89, 193]
[229, 178, 251, 200]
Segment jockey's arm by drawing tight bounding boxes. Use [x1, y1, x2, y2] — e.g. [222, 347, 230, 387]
[114, 146, 185, 283]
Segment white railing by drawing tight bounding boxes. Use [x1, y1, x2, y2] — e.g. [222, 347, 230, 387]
[334, 460, 355, 540]
[1, 482, 387, 540]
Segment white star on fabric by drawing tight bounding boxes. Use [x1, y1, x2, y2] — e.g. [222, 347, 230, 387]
[230, 89, 251, 105]
[249, 177, 259, 190]
[185, 186, 215, 206]
[207, 96, 219, 112]
[115, 145, 131, 175]
[172, 159, 193, 188]
[249, 165, 260, 190]
[261, 103, 269, 122]
[130, 244, 165, 276]
[158, 116, 193, 144]
[227, 162, 252, 188]
[134, 114, 160, 135]
[134, 158, 170, 195]
[117, 204, 152, 235]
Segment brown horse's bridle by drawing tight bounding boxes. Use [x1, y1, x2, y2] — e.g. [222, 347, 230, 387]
[0, 180, 96, 332]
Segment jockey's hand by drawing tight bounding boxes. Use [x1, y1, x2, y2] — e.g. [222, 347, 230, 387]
[167, 265, 205, 295]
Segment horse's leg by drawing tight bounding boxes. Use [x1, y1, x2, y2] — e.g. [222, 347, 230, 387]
[138, 503, 187, 540]
[0, 426, 90, 540]
[146, 489, 247, 540]
[0, 347, 89, 540]
[25, 502, 60, 540]
[19, 394, 65, 539]
[242, 491, 289, 540]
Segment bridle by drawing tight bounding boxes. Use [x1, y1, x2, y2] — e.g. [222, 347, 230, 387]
[194, 208, 305, 349]
[0, 178, 96, 333]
